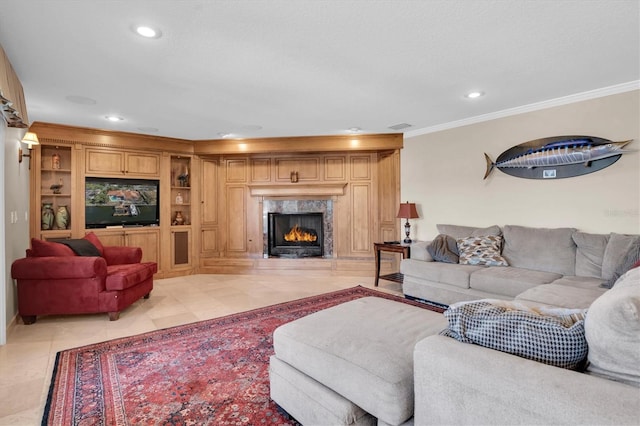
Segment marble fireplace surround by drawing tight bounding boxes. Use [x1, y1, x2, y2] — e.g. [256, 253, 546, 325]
[250, 183, 347, 259]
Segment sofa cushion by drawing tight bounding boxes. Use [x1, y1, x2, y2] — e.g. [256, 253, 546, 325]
[585, 267, 640, 386]
[602, 233, 640, 280]
[30, 238, 75, 257]
[427, 234, 459, 263]
[470, 267, 561, 297]
[502, 225, 576, 275]
[401, 259, 483, 289]
[273, 297, 447, 425]
[105, 263, 155, 291]
[457, 235, 508, 267]
[83, 232, 105, 256]
[572, 231, 609, 278]
[437, 224, 501, 240]
[515, 281, 607, 309]
[602, 237, 640, 289]
[441, 299, 588, 370]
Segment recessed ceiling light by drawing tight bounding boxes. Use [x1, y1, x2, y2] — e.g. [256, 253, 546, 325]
[105, 115, 123, 122]
[218, 132, 232, 138]
[465, 91, 485, 99]
[348, 127, 362, 133]
[133, 25, 162, 39]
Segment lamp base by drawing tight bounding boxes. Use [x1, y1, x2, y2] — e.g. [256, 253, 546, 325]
[403, 220, 412, 244]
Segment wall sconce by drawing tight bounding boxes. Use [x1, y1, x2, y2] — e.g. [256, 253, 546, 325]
[396, 201, 419, 243]
[18, 131, 40, 169]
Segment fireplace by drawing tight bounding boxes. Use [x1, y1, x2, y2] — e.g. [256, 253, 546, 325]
[268, 212, 323, 258]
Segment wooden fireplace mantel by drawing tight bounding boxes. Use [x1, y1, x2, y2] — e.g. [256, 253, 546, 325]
[248, 183, 348, 198]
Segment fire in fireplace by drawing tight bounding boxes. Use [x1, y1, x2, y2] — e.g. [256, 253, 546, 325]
[268, 212, 323, 258]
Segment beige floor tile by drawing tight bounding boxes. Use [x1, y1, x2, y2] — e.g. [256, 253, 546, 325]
[0, 273, 401, 425]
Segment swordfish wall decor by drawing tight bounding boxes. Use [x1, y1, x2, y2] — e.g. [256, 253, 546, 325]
[483, 135, 633, 180]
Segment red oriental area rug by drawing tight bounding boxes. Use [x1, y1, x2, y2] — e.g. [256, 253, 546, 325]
[43, 286, 444, 425]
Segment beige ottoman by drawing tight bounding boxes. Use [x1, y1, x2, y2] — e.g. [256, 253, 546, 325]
[270, 296, 447, 425]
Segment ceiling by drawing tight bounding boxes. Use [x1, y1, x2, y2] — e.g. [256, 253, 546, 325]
[0, 0, 638, 141]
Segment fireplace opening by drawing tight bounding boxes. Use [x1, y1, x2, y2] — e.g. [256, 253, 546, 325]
[268, 212, 323, 258]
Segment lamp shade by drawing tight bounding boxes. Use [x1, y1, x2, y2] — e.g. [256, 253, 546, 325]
[22, 132, 40, 147]
[396, 202, 419, 219]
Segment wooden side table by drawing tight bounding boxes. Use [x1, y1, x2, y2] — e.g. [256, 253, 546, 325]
[374, 242, 411, 286]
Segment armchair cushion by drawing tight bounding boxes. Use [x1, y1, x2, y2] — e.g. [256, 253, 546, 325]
[83, 232, 105, 256]
[103, 246, 143, 265]
[30, 238, 75, 257]
[106, 263, 155, 291]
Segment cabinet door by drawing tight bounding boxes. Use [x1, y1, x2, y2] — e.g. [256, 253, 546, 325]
[85, 149, 124, 175]
[201, 159, 218, 225]
[126, 229, 160, 267]
[275, 157, 320, 182]
[92, 230, 126, 247]
[125, 152, 160, 176]
[171, 229, 191, 268]
[350, 183, 372, 255]
[226, 185, 246, 252]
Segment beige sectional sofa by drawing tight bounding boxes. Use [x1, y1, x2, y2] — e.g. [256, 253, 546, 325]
[401, 224, 636, 308]
[269, 224, 640, 425]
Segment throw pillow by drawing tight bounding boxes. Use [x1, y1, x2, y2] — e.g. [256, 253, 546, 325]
[602, 238, 640, 289]
[585, 267, 640, 386]
[457, 235, 508, 266]
[83, 232, 105, 256]
[441, 299, 588, 370]
[426, 234, 459, 263]
[30, 238, 75, 257]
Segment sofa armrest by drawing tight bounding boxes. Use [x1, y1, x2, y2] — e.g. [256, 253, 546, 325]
[103, 246, 142, 265]
[409, 240, 433, 262]
[414, 335, 640, 425]
[11, 256, 108, 280]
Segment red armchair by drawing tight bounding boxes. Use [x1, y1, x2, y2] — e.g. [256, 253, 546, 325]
[10, 233, 156, 324]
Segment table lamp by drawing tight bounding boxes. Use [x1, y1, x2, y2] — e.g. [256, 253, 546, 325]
[396, 202, 419, 243]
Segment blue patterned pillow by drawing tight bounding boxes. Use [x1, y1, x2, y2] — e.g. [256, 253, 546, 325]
[440, 300, 588, 370]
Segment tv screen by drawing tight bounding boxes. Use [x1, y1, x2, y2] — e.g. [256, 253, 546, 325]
[85, 177, 160, 228]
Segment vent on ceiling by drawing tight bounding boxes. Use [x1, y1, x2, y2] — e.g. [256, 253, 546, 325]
[388, 123, 412, 131]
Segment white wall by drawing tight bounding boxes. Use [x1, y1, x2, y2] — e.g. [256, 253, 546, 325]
[2, 123, 30, 344]
[401, 90, 640, 240]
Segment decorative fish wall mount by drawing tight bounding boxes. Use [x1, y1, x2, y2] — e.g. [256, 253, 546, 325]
[484, 136, 634, 180]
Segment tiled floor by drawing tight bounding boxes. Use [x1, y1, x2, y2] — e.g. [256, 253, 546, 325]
[0, 273, 402, 425]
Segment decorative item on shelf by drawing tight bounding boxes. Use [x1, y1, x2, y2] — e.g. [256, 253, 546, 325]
[55, 205, 70, 229]
[52, 152, 61, 169]
[50, 178, 64, 194]
[396, 201, 419, 244]
[177, 165, 190, 187]
[41, 203, 54, 230]
[290, 171, 299, 183]
[175, 192, 183, 205]
[173, 211, 185, 226]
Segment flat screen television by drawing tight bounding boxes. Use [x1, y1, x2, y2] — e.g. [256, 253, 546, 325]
[85, 177, 160, 228]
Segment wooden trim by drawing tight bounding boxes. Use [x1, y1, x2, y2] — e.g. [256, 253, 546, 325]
[248, 183, 347, 198]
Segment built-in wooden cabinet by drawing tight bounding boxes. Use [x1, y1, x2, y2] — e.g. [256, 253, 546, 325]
[33, 144, 74, 240]
[167, 155, 193, 273]
[85, 148, 160, 177]
[29, 122, 402, 276]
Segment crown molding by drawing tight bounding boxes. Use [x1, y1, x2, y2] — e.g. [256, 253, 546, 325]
[404, 81, 640, 138]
